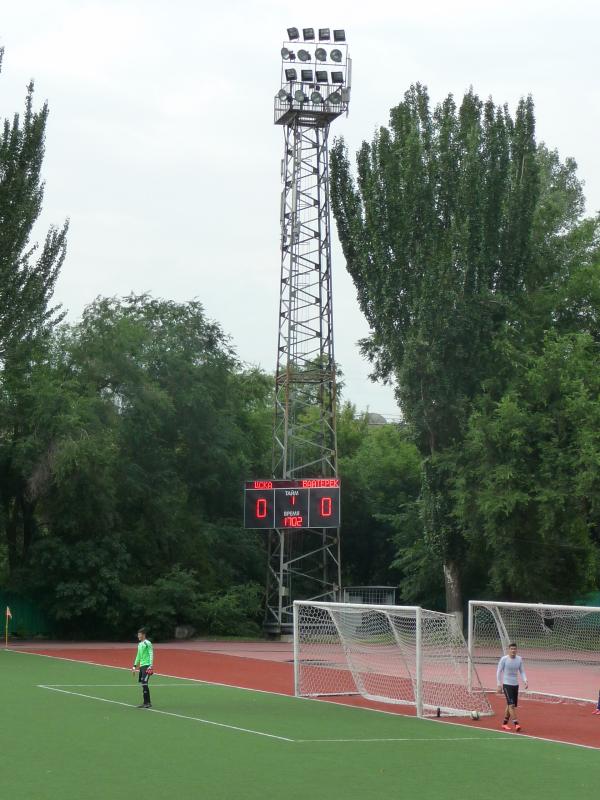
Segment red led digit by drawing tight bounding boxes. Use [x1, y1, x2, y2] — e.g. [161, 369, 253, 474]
[320, 496, 332, 517]
[256, 498, 267, 519]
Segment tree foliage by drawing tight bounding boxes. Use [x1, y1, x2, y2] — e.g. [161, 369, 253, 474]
[339, 415, 422, 590]
[455, 330, 600, 600]
[18, 295, 273, 634]
[0, 57, 68, 587]
[0, 52, 68, 359]
[331, 84, 600, 611]
[5, 56, 600, 635]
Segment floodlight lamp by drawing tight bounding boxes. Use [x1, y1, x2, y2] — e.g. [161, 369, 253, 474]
[285, 68, 298, 81]
[318, 28, 331, 40]
[315, 48, 327, 62]
[333, 29, 346, 42]
[303, 28, 315, 40]
[278, 89, 291, 101]
[315, 70, 328, 83]
[327, 91, 342, 104]
[287, 27, 300, 40]
[301, 69, 314, 82]
[297, 49, 311, 62]
[310, 90, 323, 104]
[330, 49, 343, 63]
[294, 89, 307, 103]
[331, 71, 344, 84]
[281, 48, 294, 60]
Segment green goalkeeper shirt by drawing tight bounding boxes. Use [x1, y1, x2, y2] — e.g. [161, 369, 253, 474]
[134, 639, 153, 668]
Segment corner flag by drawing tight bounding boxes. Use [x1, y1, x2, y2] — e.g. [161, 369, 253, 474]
[4, 606, 11, 648]
[5, 607, 11, 620]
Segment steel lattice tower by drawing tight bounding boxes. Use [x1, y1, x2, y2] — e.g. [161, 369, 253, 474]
[264, 27, 351, 634]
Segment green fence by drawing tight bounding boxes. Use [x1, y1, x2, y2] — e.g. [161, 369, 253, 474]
[0, 591, 52, 637]
[576, 592, 600, 607]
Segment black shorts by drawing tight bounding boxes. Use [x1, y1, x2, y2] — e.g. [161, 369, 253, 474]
[503, 684, 519, 707]
[139, 666, 152, 685]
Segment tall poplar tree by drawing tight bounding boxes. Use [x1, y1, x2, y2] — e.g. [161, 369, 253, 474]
[0, 49, 68, 575]
[330, 84, 596, 615]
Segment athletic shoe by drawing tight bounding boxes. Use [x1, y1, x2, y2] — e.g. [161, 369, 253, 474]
[501, 724, 511, 731]
[592, 709, 600, 715]
[514, 724, 522, 732]
[144, 703, 152, 708]
[137, 703, 147, 708]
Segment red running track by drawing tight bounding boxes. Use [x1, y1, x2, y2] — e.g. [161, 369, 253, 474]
[18, 644, 600, 750]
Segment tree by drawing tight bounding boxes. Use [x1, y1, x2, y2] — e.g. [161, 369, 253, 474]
[455, 330, 600, 600]
[339, 418, 423, 595]
[23, 295, 272, 634]
[0, 51, 68, 579]
[0, 50, 68, 358]
[330, 84, 599, 614]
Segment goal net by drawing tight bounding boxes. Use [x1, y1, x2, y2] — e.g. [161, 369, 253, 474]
[468, 600, 600, 703]
[294, 600, 492, 717]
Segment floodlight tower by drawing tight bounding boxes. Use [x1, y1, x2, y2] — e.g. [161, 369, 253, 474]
[265, 27, 351, 634]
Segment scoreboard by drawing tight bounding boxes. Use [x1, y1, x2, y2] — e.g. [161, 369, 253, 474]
[244, 478, 340, 529]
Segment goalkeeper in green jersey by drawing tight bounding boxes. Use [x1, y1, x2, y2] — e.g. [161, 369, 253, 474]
[132, 628, 154, 708]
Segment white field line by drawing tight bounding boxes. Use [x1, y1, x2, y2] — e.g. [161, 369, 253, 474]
[40, 683, 204, 687]
[419, 714, 600, 752]
[37, 685, 294, 742]
[482, 688, 595, 706]
[295, 736, 512, 743]
[37, 685, 510, 745]
[9, 648, 599, 752]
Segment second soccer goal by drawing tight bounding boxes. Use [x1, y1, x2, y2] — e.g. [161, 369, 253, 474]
[468, 600, 600, 704]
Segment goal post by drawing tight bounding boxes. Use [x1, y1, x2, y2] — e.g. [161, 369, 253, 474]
[468, 600, 600, 704]
[293, 600, 492, 718]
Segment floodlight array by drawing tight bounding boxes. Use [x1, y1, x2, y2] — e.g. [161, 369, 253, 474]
[280, 30, 349, 88]
[276, 27, 350, 117]
[275, 86, 347, 109]
[288, 26, 345, 41]
[280, 46, 347, 65]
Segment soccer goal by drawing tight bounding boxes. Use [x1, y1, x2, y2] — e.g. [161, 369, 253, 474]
[293, 600, 492, 718]
[468, 600, 600, 704]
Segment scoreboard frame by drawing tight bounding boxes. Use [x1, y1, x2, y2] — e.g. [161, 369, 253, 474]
[244, 478, 340, 529]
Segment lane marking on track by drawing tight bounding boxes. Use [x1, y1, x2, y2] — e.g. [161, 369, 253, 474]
[9, 649, 291, 698]
[37, 685, 294, 742]
[10, 649, 599, 752]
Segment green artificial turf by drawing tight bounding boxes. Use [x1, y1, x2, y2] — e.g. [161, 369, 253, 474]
[1, 649, 598, 800]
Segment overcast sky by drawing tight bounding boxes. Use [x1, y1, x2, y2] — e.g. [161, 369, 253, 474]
[1, 0, 599, 414]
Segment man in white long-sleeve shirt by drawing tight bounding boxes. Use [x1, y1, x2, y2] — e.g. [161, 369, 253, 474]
[497, 643, 528, 732]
